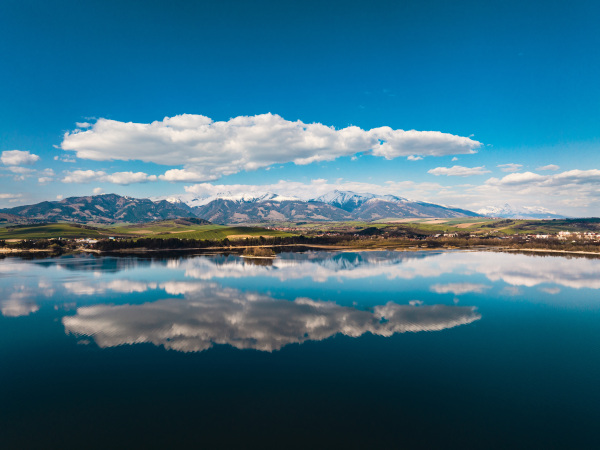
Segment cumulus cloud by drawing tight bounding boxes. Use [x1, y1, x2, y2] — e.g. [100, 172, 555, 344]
[484, 171, 548, 187]
[62, 284, 480, 352]
[536, 164, 560, 171]
[61, 170, 157, 185]
[60, 113, 482, 181]
[485, 170, 600, 188]
[1, 150, 40, 165]
[428, 165, 491, 177]
[159, 168, 219, 182]
[497, 163, 523, 172]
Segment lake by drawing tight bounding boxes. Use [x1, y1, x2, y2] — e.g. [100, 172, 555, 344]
[1, 250, 599, 449]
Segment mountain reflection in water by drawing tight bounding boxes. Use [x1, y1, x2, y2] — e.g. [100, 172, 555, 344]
[63, 283, 480, 352]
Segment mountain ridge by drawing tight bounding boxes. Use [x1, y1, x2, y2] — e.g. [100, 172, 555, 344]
[1, 191, 480, 224]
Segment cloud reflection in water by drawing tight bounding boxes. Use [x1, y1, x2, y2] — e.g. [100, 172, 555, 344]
[63, 284, 480, 352]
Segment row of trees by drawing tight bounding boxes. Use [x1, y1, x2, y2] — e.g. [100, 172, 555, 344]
[92, 234, 346, 251]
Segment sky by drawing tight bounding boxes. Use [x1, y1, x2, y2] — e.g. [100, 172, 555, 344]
[1, 0, 599, 216]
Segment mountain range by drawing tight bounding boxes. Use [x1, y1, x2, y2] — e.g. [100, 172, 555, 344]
[167, 189, 480, 223]
[0, 190, 481, 224]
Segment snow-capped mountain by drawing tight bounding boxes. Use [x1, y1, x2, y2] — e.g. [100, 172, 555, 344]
[156, 192, 300, 208]
[477, 204, 567, 219]
[3, 191, 481, 225]
[311, 190, 478, 220]
[154, 189, 480, 223]
[310, 190, 408, 212]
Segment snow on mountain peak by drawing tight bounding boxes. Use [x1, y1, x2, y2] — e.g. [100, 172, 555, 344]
[157, 191, 300, 207]
[312, 190, 408, 207]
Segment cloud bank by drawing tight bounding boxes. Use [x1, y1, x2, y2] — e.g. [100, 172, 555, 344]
[61, 170, 157, 185]
[183, 179, 445, 201]
[60, 113, 482, 181]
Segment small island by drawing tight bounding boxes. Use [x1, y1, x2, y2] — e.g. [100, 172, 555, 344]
[241, 247, 276, 259]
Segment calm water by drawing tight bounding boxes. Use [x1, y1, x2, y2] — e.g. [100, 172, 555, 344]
[1, 250, 599, 449]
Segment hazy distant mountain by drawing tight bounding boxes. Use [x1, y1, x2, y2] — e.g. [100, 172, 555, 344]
[1, 194, 194, 224]
[477, 204, 567, 219]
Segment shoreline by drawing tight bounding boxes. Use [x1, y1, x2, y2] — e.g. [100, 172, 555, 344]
[1, 243, 599, 258]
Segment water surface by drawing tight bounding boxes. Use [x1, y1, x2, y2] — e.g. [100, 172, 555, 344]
[1, 250, 599, 448]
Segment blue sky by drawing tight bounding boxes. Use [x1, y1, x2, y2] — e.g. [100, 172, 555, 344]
[1, 0, 599, 215]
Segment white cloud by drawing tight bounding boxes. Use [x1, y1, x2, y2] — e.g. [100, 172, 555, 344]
[451, 157, 458, 161]
[56, 195, 63, 200]
[54, 155, 76, 163]
[1, 150, 40, 166]
[536, 164, 559, 171]
[485, 170, 600, 188]
[60, 113, 482, 181]
[428, 165, 491, 177]
[468, 169, 600, 215]
[183, 179, 446, 201]
[61, 170, 157, 185]
[5, 166, 36, 181]
[407, 155, 423, 161]
[484, 172, 546, 188]
[92, 187, 104, 195]
[105, 171, 157, 184]
[497, 163, 523, 172]
[7, 166, 35, 174]
[159, 168, 219, 182]
[38, 177, 54, 184]
[0, 193, 22, 199]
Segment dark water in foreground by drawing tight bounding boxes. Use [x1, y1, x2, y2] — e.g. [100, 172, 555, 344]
[1, 250, 599, 449]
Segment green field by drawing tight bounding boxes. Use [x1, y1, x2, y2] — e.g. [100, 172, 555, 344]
[149, 226, 293, 240]
[259, 217, 600, 236]
[1, 217, 597, 241]
[106, 220, 294, 240]
[0, 224, 103, 239]
[0, 220, 293, 241]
